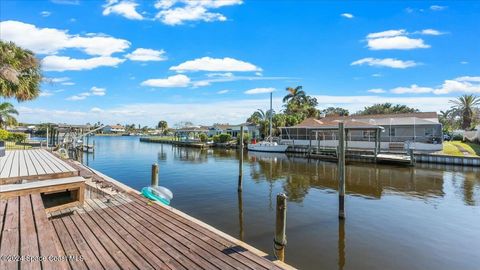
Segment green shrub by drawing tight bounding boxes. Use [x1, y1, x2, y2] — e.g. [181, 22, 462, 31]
[198, 133, 208, 142]
[452, 134, 464, 141]
[213, 134, 232, 143]
[0, 129, 10, 140]
[218, 133, 232, 143]
[236, 132, 251, 145]
[8, 132, 27, 142]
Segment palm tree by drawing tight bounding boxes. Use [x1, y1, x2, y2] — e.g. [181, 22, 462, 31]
[0, 41, 42, 101]
[157, 120, 168, 134]
[282, 86, 306, 104]
[0, 102, 18, 128]
[250, 109, 275, 138]
[450, 94, 480, 130]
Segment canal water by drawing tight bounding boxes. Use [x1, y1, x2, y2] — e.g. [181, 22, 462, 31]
[83, 136, 480, 270]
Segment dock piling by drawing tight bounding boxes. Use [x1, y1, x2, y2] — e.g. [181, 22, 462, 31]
[238, 126, 244, 192]
[274, 193, 287, 262]
[151, 163, 159, 187]
[338, 122, 346, 219]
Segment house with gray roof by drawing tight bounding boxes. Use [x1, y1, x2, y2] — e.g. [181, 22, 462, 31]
[279, 112, 443, 152]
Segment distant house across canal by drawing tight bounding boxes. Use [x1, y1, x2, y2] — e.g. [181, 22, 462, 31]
[102, 125, 126, 134]
[175, 123, 260, 141]
[280, 112, 443, 152]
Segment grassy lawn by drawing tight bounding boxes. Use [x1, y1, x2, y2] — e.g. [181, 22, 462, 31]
[144, 136, 176, 141]
[450, 141, 480, 156]
[443, 141, 480, 157]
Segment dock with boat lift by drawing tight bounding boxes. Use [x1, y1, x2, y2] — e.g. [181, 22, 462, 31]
[0, 149, 294, 270]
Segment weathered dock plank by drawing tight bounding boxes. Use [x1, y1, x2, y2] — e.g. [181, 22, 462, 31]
[19, 195, 41, 270]
[0, 197, 19, 270]
[0, 150, 79, 184]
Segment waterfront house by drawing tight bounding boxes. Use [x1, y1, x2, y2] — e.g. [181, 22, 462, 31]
[280, 112, 443, 152]
[175, 126, 210, 141]
[208, 123, 261, 139]
[102, 124, 126, 134]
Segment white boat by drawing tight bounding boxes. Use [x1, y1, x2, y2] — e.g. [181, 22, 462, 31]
[247, 141, 288, 152]
[247, 92, 288, 153]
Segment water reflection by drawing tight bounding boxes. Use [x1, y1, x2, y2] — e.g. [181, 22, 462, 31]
[248, 152, 456, 203]
[173, 146, 209, 163]
[338, 219, 345, 270]
[237, 190, 244, 241]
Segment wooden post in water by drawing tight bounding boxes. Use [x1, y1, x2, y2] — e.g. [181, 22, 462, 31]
[238, 190, 244, 241]
[409, 148, 415, 166]
[274, 193, 287, 262]
[338, 219, 346, 270]
[338, 122, 346, 219]
[238, 126, 244, 192]
[151, 163, 159, 187]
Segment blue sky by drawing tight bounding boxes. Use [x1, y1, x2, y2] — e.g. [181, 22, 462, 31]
[1, 0, 479, 126]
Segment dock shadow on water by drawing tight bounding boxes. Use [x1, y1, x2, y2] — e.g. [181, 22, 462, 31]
[84, 136, 480, 270]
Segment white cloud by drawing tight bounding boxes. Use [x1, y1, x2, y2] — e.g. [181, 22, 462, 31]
[141, 74, 191, 87]
[156, 6, 226, 25]
[372, 76, 480, 95]
[91, 107, 104, 113]
[103, 0, 144, 20]
[170, 57, 261, 72]
[367, 36, 430, 50]
[366, 29, 430, 50]
[455, 76, 480, 82]
[44, 77, 76, 85]
[341, 13, 354, 19]
[91, 86, 106, 96]
[67, 86, 107, 101]
[217, 90, 229, 94]
[40, 11, 51, 17]
[192, 74, 292, 87]
[244, 87, 275, 95]
[419, 29, 444, 35]
[125, 48, 167, 61]
[372, 73, 382, 77]
[0, 20, 130, 56]
[40, 91, 54, 97]
[367, 29, 407, 39]
[44, 77, 69, 83]
[433, 77, 480, 94]
[391, 84, 434, 94]
[430, 5, 447, 11]
[460, 61, 468, 65]
[351, 57, 417, 69]
[67, 93, 90, 101]
[42, 55, 125, 71]
[206, 72, 234, 78]
[154, 0, 242, 25]
[367, 88, 386, 93]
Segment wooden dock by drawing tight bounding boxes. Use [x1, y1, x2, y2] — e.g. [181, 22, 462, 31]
[0, 149, 79, 185]
[0, 150, 293, 270]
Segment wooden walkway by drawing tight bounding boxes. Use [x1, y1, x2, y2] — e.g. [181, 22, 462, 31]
[0, 151, 292, 270]
[0, 150, 78, 184]
[0, 193, 69, 270]
[46, 192, 285, 270]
